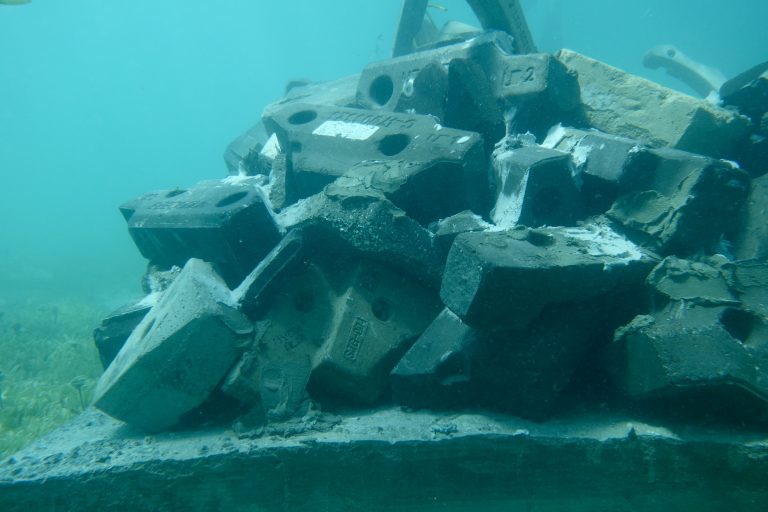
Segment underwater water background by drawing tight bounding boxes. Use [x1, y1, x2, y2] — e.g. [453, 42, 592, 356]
[0, 0, 766, 456]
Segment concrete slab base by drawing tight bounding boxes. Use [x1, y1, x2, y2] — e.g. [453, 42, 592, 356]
[1, 408, 767, 511]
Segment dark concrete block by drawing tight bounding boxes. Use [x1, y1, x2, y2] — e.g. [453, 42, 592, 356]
[277, 189, 444, 289]
[92, 297, 153, 369]
[263, 103, 485, 203]
[309, 260, 442, 403]
[93, 259, 254, 433]
[609, 256, 768, 423]
[120, 178, 282, 287]
[490, 144, 581, 228]
[261, 74, 359, 119]
[390, 308, 481, 408]
[608, 148, 750, 256]
[327, 154, 491, 225]
[721, 64, 768, 124]
[222, 121, 270, 176]
[441, 225, 655, 330]
[736, 133, 768, 178]
[543, 125, 642, 213]
[733, 174, 768, 260]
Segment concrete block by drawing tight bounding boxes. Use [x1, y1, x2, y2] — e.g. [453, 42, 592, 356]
[222, 121, 270, 176]
[556, 49, 750, 159]
[93, 259, 254, 433]
[120, 178, 282, 287]
[609, 256, 768, 422]
[430, 210, 492, 260]
[610, 309, 768, 420]
[309, 260, 442, 403]
[607, 148, 750, 256]
[328, 155, 491, 225]
[277, 189, 444, 288]
[357, 31, 512, 117]
[263, 102, 486, 203]
[490, 144, 581, 228]
[441, 225, 655, 330]
[261, 74, 359, 119]
[542, 125, 642, 213]
[733, 173, 768, 260]
[92, 296, 154, 369]
[720, 64, 768, 124]
[390, 308, 481, 408]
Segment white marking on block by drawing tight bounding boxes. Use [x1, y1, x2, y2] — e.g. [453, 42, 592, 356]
[313, 120, 379, 140]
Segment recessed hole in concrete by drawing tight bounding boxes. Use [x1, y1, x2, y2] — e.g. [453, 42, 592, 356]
[166, 189, 186, 198]
[719, 307, 755, 343]
[288, 110, 317, 125]
[371, 297, 392, 322]
[378, 133, 410, 156]
[216, 191, 248, 208]
[369, 75, 394, 106]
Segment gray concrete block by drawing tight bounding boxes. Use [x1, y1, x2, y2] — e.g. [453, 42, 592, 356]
[556, 49, 750, 159]
[733, 173, 768, 260]
[93, 259, 254, 433]
[441, 225, 656, 330]
[120, 178, 282, 287]
[608, 148, 750, 256]
[490, 144, 581, 228]
[222, 120, 269, 176]
[261, 74, 359, 119]
[224, 263, 333, 418]
[430, 210, 492, 260]
[309, 260, 442, 403]
[263, 102, 486, 203]
[390, 307, 481, 408]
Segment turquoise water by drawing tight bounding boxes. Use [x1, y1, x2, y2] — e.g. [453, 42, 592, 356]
[1, 0, 765, 305]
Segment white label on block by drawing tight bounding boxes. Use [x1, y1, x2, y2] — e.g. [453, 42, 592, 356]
[312, 120, 380, 140]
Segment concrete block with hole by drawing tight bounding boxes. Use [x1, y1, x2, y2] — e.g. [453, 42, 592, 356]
[224, 263, 334, 418]
[358, 31, 578, 140]
[309, 260, 442, 404]
[556, 49, 749, 159]
[120, 178, 281, 287]
[441, 225, 656, 330]
[356, 31, 514, 118]
[607, 147, 750, 256]
[262, 102, 486, 205]
[93, 259, 254, 433]
[490, 144, 581, 228]
[607, 255, 768, 422]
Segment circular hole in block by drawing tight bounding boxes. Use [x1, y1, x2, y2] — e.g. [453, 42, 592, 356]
[216, 191, 248, 208]
[165, 189, 186, 198]
[369, 74, 394, 106]
[288, 110, 317, 125]
[371, 297, 392, 322]
[378, 133, 410, 156]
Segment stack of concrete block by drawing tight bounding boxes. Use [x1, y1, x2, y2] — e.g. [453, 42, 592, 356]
[92, 26, 768, 432]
